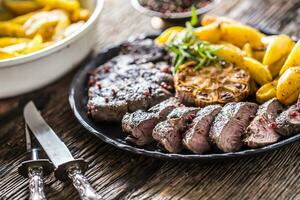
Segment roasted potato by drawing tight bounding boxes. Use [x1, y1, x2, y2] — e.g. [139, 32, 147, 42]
[280, 40, 300, 75]
[263, 34, 294, 65]
[0, 22, 26, 37]
[0, 37, 30, 47]
[277, 67, 300, 105]
[268, 56, 287, 78]
[256, 80, 278, 103]
[35, 0, 80, 12]
[252, 50, 265, 62]
[220, 23, 264, 49]
[193, 22, 221, 43]
[242, 43, 253, 57]
[242, 57, 273, 85]
[0, 7, 14, 21]
[71, 8, 90, 22]
[3, 0, 42, 15]
[213, 44, 244, 66]
[155, 26, 184, 45]
[201, 15, 238, 26]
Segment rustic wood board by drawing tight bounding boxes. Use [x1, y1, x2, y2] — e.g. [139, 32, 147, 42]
[0, 0, 300, 199]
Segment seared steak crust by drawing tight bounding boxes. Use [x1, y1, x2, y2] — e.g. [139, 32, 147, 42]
[244, 98, 283, 148]
[275, 102, 300, 136]
[183, 105, 222, 154]
[88, 39, 173, 122]
[209, 102, 258, 152]
[153, 107, 199, 153]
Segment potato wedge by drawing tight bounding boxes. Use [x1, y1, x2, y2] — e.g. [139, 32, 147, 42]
[242, 43, 253, 57]
[263, 34, 294, 65]
[0, 37, 30, 47]
[0, 22, 26, 37]
[252, 50, 265, 62]
[277, 67, 300, 105]
[155, 26, 184, 45]
[3, 0, 42, 15]
[0, 50, 16, 59]
[220, 23, 264, 49]
[201, 15, 238, 26]
[256, 80, 278, 103]
[280, 40, 300, 75]
[242, 57, 273, 85]
[212, 44, 244, 66]
[0, 7, 14, 21]
[22, 34, 43, 53]
[193, 22, 221, 43]
[268, 56, 287, 78]
[35, 0, 80, 12]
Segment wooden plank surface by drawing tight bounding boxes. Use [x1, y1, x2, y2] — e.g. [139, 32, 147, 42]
[0, 0, 300, 199]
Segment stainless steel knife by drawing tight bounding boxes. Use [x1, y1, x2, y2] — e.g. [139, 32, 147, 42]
[18, 124, 53, 200]
[23, 101, 102, 200]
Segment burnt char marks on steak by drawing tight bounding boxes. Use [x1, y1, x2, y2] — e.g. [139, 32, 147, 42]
[183, 105, 222, 154]
[122, 97, 181, 146]
[153, 107, 199, 153]
[88, 39, 173, 122]
[209, 102, 258, 152]
[244, 98, 283, 148]
[122, 110, 159, 146]
[275, 100, 300, 136]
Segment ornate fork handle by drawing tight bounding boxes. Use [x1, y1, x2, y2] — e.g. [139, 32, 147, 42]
[28, 166, 46, 200]
[67, 167, 102, 200]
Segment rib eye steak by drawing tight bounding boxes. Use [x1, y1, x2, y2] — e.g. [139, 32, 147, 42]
[244, 98, 283, 148]
[88, 39, 174, 122]
[183, 105, 222, 154]
[152, 107, 199, 153]
[122, 97, 181, 146]
[209, 102, 258, 152]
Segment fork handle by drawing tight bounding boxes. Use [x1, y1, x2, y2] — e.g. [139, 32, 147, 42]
[67, 167, 102, 200]
[28, 166, 46, 200]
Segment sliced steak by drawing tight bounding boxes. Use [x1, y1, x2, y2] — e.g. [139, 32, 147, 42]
[153, 107, 199, 153]
[209, 102, 258, 152]
[122, 97, 180, 146]
[87, 39, 173, 122]
[244, 98, 283, 148]
[275, 101, 300, 136]
[183, 105, 222, 154]
[122, 110, 159, 146]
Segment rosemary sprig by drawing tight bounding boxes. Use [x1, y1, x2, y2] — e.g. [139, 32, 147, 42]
[165, 6, 221, 73]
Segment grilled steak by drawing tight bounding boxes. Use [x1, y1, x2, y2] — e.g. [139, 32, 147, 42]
[122, 110, 159, 146]
[275, 101, 300, 136]
[183, 105, 222, 154]
[122, 97, 180, 146]
[209, 102, 258, 152]
[88, 39, 173, 122]
[153, 107, 199, 153]
[244, 98, 283, 148]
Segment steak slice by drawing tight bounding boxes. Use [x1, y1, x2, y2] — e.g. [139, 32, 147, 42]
[209, 102, 258, 152]
[87, 39, 173, 122]
[153, 107, 199, 153]
[121, 97, 180, 146]
[122, 110, 159, 146]
[183, 105, 222, 154]
[244, 98, 283, 148]
[275, 100, 300, 136]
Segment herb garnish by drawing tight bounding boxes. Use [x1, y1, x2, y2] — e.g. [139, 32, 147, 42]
[166, 6, 221, 73]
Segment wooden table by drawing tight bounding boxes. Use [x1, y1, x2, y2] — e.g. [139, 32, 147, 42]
[1, 0, 300, 199]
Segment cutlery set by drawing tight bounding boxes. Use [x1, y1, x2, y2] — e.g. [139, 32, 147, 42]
[18, 102, 102, 200]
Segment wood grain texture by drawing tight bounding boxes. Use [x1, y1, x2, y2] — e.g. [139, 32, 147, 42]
[0, 0, 300, 199]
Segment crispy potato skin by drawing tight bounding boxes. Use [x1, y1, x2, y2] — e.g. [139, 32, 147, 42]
[220, 23, 264, 49]
[280, 40, 300, 75]
[242, 57, 273, 86]
[193, 22, 221, 43]
[277, 67, 300, 105]
[256, 80, 277, 103]
[263, 34, 294, 66]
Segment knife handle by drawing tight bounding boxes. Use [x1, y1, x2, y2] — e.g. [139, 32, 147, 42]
[28, 166, 46, 200]
[67, 167, 102, 200]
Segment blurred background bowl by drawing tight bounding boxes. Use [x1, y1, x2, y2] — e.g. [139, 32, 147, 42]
[0, 0, 104, 98]
[131, 0, 220, 28]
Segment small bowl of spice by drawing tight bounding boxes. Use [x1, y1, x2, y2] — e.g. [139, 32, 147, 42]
[131, 0, 219, 28]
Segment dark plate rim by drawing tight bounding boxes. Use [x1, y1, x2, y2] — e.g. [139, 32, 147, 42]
[69, 34, 300, 161]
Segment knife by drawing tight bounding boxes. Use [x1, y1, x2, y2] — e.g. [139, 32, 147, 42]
[23, 101, 102, 200]
[18, 124, 54, 200]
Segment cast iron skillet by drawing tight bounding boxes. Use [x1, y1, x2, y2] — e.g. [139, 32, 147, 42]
[69, 35, 300, 161]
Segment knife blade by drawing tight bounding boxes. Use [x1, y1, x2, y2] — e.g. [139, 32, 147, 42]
[18, 124, 53, 200]
[23, 101, 102, 200]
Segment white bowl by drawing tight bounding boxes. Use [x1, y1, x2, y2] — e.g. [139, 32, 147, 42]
[0, 0, 104, 98]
